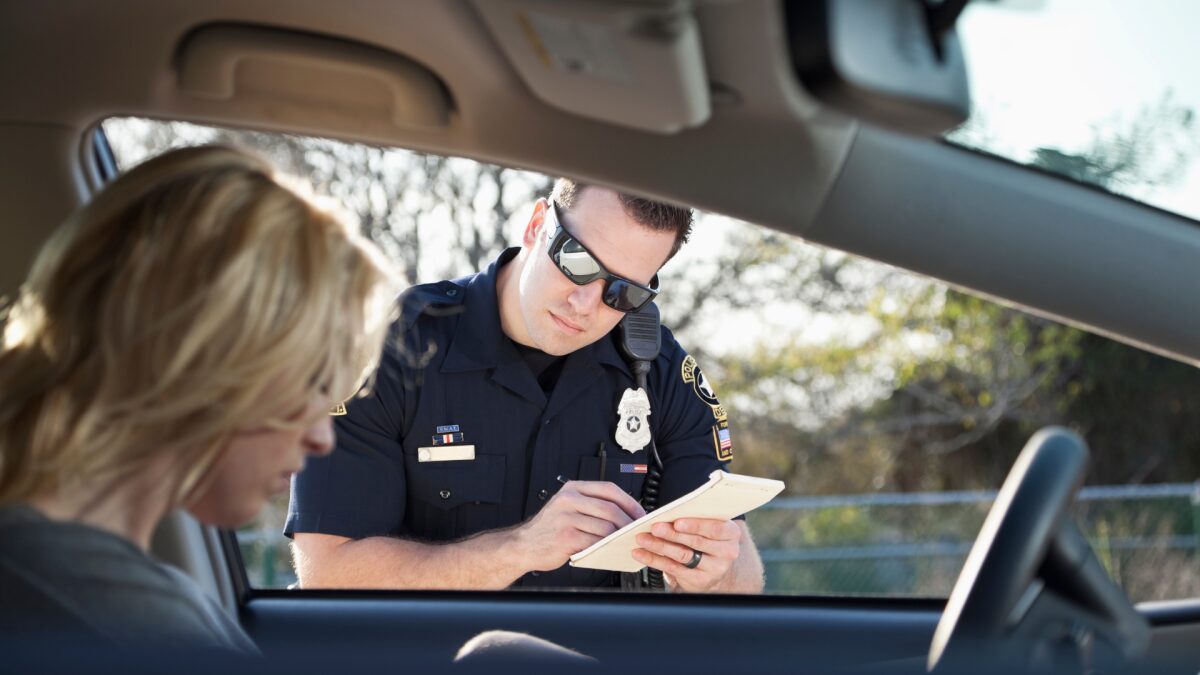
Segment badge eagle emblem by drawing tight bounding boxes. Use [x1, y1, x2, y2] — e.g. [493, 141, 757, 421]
[614, 387, 652, 453]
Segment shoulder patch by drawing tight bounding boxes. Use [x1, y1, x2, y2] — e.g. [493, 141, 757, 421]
[681, 354, 726, 423]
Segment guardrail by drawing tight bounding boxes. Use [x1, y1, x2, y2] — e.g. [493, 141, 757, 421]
[761, 483, 1198, 510]
[748, 482, 1200, 599]
[239, 482, 1200, 599]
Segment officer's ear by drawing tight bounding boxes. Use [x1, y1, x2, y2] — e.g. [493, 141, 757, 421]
[521, 198, 549, 249]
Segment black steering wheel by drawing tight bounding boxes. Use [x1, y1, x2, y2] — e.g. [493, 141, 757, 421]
[927, 427, 1149, 673]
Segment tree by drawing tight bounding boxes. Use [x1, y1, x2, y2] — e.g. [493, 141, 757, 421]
[103, 118, 551, 286]
[702, 91, 1200, 495]
[1033, 91, 1198, 194]
[103, 95, 1200, 496]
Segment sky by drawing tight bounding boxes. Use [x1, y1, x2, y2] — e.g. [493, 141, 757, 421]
[956, 0, 1200, 219]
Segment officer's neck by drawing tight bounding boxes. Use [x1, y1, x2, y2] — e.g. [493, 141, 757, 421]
[494, 251, 534, 347]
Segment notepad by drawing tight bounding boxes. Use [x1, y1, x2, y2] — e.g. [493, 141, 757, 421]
[568, 471, 785, 573]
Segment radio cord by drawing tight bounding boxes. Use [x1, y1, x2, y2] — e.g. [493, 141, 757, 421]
[632, 360, 666, 590]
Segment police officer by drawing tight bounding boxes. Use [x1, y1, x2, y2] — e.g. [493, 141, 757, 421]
[287, 179, 764, 593]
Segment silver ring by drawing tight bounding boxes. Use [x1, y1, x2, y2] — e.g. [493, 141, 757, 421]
[684, 550, 703, 569]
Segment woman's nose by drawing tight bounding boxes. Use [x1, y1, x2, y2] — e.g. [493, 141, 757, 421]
[305, 415, 335, 457]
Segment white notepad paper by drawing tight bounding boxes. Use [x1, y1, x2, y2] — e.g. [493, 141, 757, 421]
[568, 471, 785, 573]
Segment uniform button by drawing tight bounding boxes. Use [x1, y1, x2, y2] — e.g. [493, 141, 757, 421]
[537, 489, 549, 500]
[531, 571, 541, 577]
[446, 289, 457, 296]
[439, 489, 451, 499]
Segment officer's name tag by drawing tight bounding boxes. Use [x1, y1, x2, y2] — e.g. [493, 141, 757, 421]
[417, 445, 476, 462]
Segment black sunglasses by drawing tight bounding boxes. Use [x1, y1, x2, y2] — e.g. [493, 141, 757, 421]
[544, 200, 659, 313]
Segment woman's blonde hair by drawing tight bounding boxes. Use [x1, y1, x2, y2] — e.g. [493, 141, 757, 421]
[0, 145, 397, 504]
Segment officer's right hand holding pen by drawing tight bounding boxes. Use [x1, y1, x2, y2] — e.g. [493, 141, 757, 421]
[513, 479, 645, 573]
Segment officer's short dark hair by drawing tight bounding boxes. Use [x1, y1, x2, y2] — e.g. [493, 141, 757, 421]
[550, 178, 693, 261]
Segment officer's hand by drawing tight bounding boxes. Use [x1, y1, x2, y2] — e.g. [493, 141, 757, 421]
[630, 518, 742, 592]
[516, 480, 647, 572]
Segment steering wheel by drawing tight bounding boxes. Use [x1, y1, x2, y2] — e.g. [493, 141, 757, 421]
[927, 427, 1148, 672]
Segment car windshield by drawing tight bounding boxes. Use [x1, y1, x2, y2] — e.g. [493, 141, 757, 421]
[104, 106, 1200, 603]
[949, 0, 1200, 222]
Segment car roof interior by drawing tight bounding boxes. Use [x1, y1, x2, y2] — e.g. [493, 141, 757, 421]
[3, 2, 1200, 670]
[4, 0, 1198, 369]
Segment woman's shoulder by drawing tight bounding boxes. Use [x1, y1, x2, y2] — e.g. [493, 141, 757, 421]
[0, 504, 255, 653]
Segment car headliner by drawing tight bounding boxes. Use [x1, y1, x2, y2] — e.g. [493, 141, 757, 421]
[1, 0, 1198, 370]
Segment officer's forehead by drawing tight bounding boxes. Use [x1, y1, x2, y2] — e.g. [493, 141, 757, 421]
[559, 189, 672, 278]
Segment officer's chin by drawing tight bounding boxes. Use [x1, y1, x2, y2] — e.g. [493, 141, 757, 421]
[539, 340, 575, 357]
[532, 326, 577, 356]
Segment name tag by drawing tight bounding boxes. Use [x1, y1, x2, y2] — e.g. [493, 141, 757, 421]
[417, 445, 476, 462]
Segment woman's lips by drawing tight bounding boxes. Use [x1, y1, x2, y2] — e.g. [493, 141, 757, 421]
[273, 470, 299, 493]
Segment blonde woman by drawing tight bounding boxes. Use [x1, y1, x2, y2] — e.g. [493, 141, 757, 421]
[0, 145, 396, 652]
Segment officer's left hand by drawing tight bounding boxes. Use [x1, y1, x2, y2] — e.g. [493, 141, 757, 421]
[630, 518, 741, 593]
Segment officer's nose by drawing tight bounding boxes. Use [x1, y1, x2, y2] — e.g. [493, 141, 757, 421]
[566, 279, 605, 315]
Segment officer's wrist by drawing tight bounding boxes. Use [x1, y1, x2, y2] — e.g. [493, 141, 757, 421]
[493, 523, 534, 576]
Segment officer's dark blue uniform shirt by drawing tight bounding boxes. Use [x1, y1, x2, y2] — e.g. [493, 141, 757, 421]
[285, 248, 734, 588]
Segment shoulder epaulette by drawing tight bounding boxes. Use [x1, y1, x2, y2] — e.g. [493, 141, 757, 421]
[398, 279, 468, 331]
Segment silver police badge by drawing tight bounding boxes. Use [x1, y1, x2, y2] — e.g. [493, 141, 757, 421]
[614, 387, 652, 453]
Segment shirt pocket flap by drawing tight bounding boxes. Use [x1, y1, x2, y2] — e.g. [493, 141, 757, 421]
[578, 454, 645, 497]
[406, 453, 505, 511]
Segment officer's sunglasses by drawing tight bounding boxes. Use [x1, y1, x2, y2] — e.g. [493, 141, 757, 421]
[544, 200, 659, 313]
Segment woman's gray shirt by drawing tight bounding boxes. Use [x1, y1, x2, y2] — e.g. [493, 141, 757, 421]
[0, 503, 257, 654]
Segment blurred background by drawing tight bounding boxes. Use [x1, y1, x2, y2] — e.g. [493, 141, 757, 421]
[103, 0, 1200, 597]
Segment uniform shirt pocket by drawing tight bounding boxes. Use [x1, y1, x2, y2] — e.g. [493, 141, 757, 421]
[403, 453, 506, 540]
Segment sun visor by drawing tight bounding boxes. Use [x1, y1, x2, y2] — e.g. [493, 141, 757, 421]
[176, 25, 450, 132]
[471, 0, 710, 134]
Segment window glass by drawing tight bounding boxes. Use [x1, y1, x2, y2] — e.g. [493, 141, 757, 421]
[950, 0, 1200, 222]
[104, 118, 1200, 601]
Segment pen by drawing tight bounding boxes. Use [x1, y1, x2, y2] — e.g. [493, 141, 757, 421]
[598, 441, 606, 482]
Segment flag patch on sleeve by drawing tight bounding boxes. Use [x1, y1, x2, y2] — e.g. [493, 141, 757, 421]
[712, 422, 733, 461]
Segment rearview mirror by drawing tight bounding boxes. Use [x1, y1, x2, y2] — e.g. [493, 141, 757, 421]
[788, 0, 971, 137]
